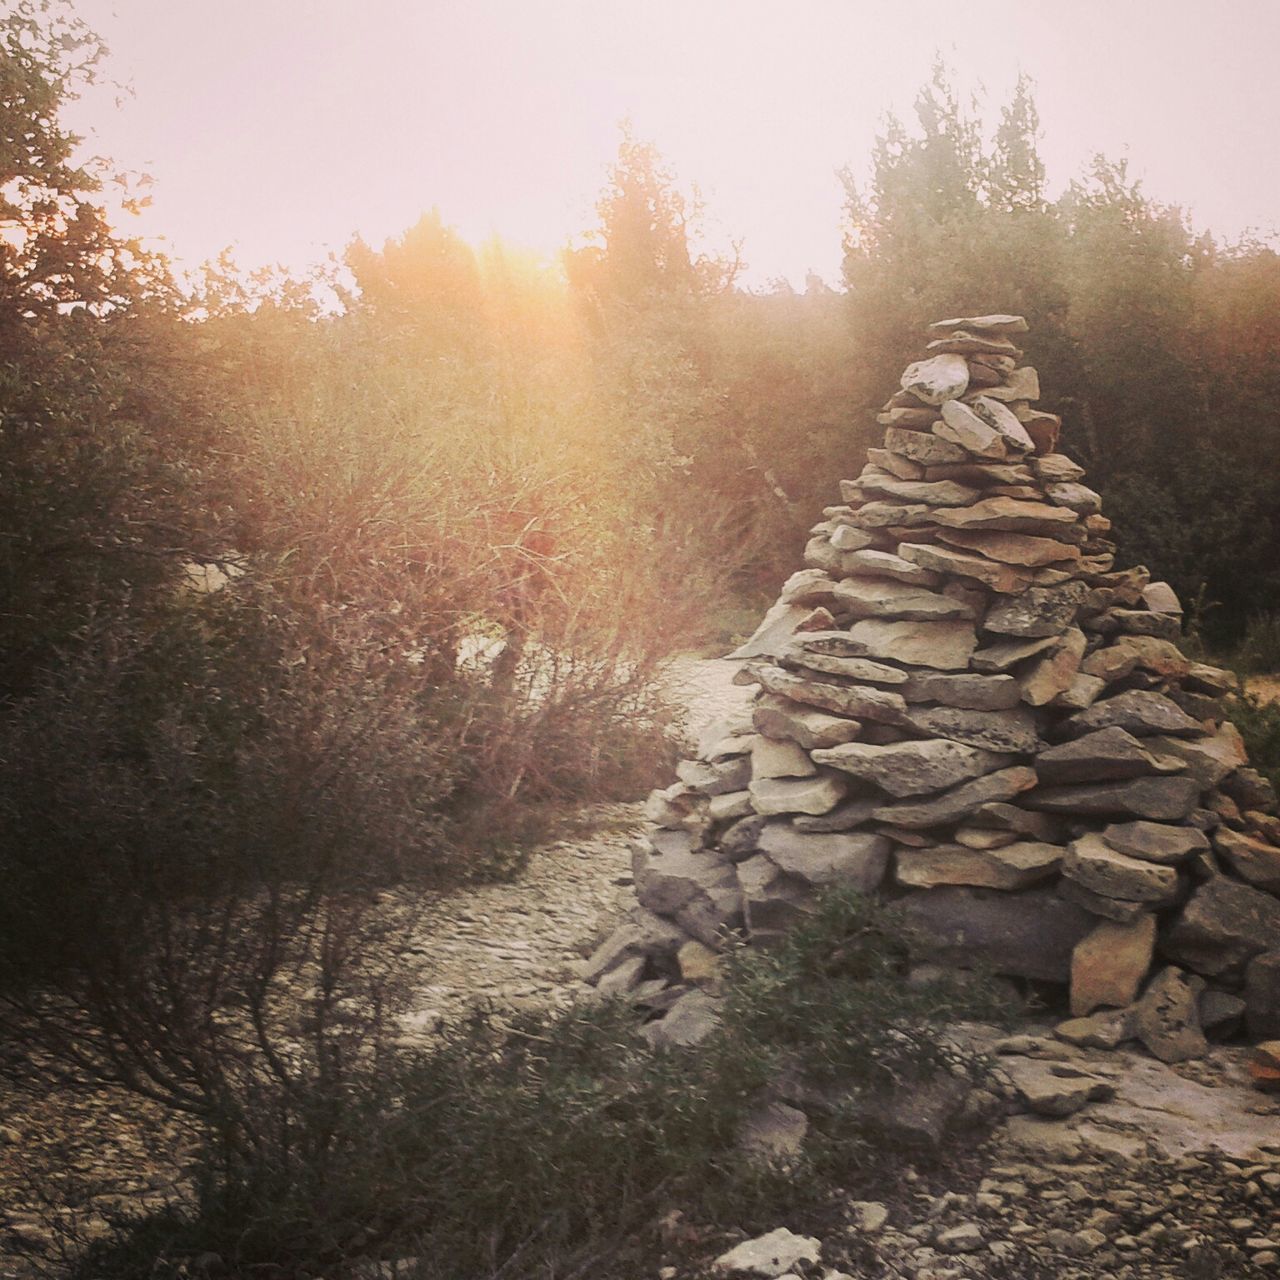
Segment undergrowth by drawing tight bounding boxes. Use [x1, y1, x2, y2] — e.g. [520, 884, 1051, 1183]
[67, 890, 1005, 1280]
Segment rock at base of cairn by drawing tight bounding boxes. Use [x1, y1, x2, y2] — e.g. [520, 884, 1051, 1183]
[586, 311, 1280, 1068]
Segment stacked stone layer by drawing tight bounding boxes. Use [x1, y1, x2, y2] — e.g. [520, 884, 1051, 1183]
[587, 314, 1280, 1062]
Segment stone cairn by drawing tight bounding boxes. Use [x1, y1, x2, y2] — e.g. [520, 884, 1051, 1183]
[585, 313, 1280, 1071]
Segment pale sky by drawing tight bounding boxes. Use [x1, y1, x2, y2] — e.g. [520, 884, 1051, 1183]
[64, 0, 1280, 289]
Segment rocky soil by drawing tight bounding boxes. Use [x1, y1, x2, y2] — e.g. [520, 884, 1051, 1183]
[2, 657, 1278, 1279]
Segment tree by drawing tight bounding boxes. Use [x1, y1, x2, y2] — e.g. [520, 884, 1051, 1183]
[565, 126, 740, 326]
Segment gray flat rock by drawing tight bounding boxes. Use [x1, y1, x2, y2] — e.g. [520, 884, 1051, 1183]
[758, 823, 891, 888]
[812, 737, 1015, 797]
[1064, 689, 1206, 739]
[1026, 775, 1202, 821]
[870, 766, 1038, 828]
[1036, 725, 1185, 785]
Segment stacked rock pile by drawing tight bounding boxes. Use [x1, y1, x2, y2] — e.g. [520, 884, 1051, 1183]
[585, 314, 1280, 1063]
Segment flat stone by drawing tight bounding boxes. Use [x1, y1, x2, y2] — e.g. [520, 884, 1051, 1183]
[1027, 776, 1201, 821]
[1045, 481, 1102, 514]
[898, 541, 1032, 593]
[1036, 725, 1185, 785]
[928, 313, 1029, 335]
[1054, 672, 1106, 711]
[929, 496, 1079, 534]
[936, 527, 1081, 567]
[639, 854, 741, 948]
[929, 329, 1021, 357]
[1130, 967, 1207, 1063]
[736, 855, 814, 945]
[970, 801, 1063, 840]
[748, 774, 846, 816]
[708, 790, 755, 822]
[811, 738, 1015, 797]
[853, 473, 983, 506]
[642, 989, 722, 1049]
[1033, 453, 1086, 483]
[758, 823, 891, 888]
[1143, 581, 1183, 614]
[752, 695, 862, 750]
[1213, 826, 1280, 891]
[899, 704, 1040, 753]
[896, 840, 1062, 890]
[1020, 627, 1088, 705]
[984, 582, 1089, 638]
[1146, 732, 1244, 788]
[971, 634, 1060, 672]
[803, 535, 869, 579]
[901, 671, 1021, 710]
[751, 736, 816, 780]
[832, 576, 977, 621]
[712, 1228, 821, 1278]
[901, 886, 1094, 982]
[1062, 833, 1180, 904]
[1108, 634, 1191, 680]
[883, 426, 968, 465]
[792, 796, 880, 832]
[1186, 662, 1235, 696]
[1101, 820, 1209, 864]
[900, 353, 970, 405]
[1079, 645, 1138, 683]
[935, 398, 1009, 459]
[1109, 608, 1181, 640]
[980, 365, 1040, 402]
[847, 500, 933, 530]
[876, 405, 940, 430]
[720, 814, 768, 861]
[936, 1222, 986, 1254]
[1055, 1008, 1136, 1050]
[1003, 1058, 1116, 1117]
[840, 548, 942, 586]
[870, 766, 1038, 828]
[749, 664, 908, 723]
[867, 445, 925, 479]
[1064, 689, 1206, 739]
[1071, 914, 1157, 1015]
[676, 756, 752, 796]
[829, 522, 876, 551]
[727, 602, 821, 660]
[1161, 877, 1280, 976]
[966, 394, 1035, 451]
[824, 617, 979, 670]
[954, 826, 1018, 848]
[1057, 877, 1151, 922]
[781, 647, 909, 684]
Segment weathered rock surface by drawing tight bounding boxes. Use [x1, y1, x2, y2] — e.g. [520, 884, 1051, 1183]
[1070, 914, 1156, 1016]
[812, 738, 1015, 797]
[757, 824, 891, 889]
[1162, 876, 1280, 976]
[901, 886, 1094, 982]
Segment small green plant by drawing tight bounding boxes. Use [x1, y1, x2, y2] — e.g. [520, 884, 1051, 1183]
[1233, 611, 1280, 675]
[1225, 686, 1280, 793]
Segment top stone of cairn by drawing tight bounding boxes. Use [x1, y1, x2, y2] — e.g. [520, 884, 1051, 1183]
[927, 313, 1030, 335]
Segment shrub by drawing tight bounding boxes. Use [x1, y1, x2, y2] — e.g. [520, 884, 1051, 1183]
[1233, 612, 1280, 675]
[66, 889, 1004, 1280]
